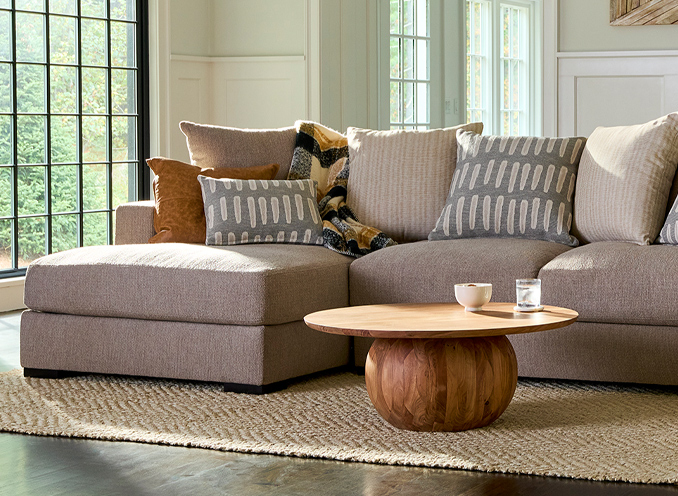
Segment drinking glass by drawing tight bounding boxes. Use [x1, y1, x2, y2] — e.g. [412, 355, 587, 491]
[516, 278, 541, 310]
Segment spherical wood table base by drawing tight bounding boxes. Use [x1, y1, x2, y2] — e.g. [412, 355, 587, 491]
[365, 336, 518, 432]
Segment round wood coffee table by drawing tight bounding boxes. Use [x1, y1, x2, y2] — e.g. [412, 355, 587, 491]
[304, 302, 577, 432]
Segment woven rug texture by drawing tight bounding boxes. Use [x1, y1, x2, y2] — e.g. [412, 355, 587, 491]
[1, 369, 677, 484]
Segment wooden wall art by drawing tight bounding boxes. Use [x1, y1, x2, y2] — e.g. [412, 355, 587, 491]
[610, 0, 678, 25]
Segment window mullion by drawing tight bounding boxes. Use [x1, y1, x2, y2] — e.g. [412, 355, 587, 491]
[45, 7, 52, 255]
[106, 0, 113, 244]
[10, 0, 17, 270]
[76, 0, 83, 247]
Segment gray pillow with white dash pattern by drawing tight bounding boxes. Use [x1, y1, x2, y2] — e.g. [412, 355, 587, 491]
[197, 176, 324, 246]
[429, 130, 586, 247]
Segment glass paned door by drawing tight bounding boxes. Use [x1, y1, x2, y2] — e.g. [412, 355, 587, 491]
[0, 0, 147, 275]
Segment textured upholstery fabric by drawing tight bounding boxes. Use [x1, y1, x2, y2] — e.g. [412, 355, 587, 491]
[114, 200, 155, 245]
[149, 158, 279, 244]
[346, 123, 483, 243]
[658, 195, 678, 244]
[509, 321, 678, 386]
[180, 121, 296, 180]
[429, 131, 585, 246]
[572, 112, 678, 245]
[20, 311, 350, 385]
[24, 243, 352, 326]
[198, 177, 323, 246]
[539, 241, 678, 326]
[349, 238, 571, 306]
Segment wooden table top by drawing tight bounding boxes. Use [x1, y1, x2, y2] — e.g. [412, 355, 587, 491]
[304, 302, 578, 339]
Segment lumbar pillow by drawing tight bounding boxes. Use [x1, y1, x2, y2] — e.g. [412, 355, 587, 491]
[346, 122, 483, 243]
[658, 196, 678, 244]
[197, 176, 324, 246]
[179, 121, 296, 179]
[572, 112, 678, 245]
[429, 130, 586, 246]
[148, 157, 279, 244]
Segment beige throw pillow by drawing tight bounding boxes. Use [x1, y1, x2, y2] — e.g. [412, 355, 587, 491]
[179, 121, 296, 179]
[572, 112, 678, 245]
[346, 122, 484, 243]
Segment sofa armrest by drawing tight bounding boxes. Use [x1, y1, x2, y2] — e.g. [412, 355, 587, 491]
[114, 200, 155, 245]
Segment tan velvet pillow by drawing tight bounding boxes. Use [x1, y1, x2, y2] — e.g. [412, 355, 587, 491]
[147, 157, 280, 243]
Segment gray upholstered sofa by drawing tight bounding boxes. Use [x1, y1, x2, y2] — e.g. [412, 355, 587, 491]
[20, 119, 678, 390]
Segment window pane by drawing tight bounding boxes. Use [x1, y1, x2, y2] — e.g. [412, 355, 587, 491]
[0, 11, 11, 61]
[512, 8, 520, 58]
[403, 38, 413, 79]
[51, 164, 77, 212]
[82, 115, 107, 162]
[18, 166, 46, 215]
[0, 167, 11, 217]
[16, 64, 45, 113]
[112, 116, 135, 161]
[0, 115, 11, 164]
[51, 115, 77, 163]
[83, 163, 106, 210]
[403, 0, 414, 35]
[81, 0, 106, 18]
[416, 39, 428, 80]
[416, 82, 428, 123]
[49, 14, 77, 64]
[83, 212, 108, 246]
[512, 60, 520, 108]
[81, 19, 107, 66]
[404, 82, 414, 123]
[390, 38, 400, 79]
[110, 0, 135, 21]
[49, 0, 76, 15]
[502, 7, 509, 57]
[390, 0, 399, 34]
[0, 219, 11, 269]
[0, 63, 11, 112]
[51, 213, 77, 252]
[82, 67, 107, 114]
[390, 81, 400, 123]
[111, 21, 135, 67]
[112, 162, 133, 208]
[18, 216, 46, 266]
[16, 0, 45, 12]
[502, 59, 509, 109]
[473, 2, 482, 53]
[111, 69, 135, 114]
[16, 13, 45, 63]
[512, 111, 519, 135]
[473, 57, 482, 107]
[17, 115, 46, 164]
[416, 0, 428, 37]
[50, 65, 77, 113]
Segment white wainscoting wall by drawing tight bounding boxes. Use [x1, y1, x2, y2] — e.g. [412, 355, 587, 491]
[168, 55, 308, 162]
[556, 51, 678, 137]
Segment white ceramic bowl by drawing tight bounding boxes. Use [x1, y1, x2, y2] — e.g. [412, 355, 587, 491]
[454, 283, 492, 311]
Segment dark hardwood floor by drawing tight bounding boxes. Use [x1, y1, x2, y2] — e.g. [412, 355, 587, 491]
[1, 310, 677, 496]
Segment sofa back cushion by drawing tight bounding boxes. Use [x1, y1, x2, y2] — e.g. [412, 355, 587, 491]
[571, 112, 678, 245]
[428, 131, 586, 246]
[345, 122, 483, 243]
[148, 157, 279, 244]
[180, 121, 296, 179]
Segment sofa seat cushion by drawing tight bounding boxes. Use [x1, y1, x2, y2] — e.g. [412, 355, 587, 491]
[24, 244, 352, 326]
[350, 238, 572, 306]
[539, 242, 678, 326]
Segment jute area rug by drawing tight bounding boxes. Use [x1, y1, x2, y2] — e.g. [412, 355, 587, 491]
[1, 369, 677, 485]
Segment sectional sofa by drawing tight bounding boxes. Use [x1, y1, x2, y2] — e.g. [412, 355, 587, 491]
[19, 116, 678, 390]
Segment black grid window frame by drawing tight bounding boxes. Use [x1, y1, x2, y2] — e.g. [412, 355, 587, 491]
[0, 0, 150, 279]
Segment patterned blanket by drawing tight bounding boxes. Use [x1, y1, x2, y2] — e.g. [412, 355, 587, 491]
[288, 121, 396, 257]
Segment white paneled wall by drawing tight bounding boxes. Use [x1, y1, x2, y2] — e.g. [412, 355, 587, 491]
[168, 56, 307, 162]
[556, 51, 678, 137]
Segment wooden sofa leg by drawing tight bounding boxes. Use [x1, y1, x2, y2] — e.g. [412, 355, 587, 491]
[23, 368, 78, 379]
